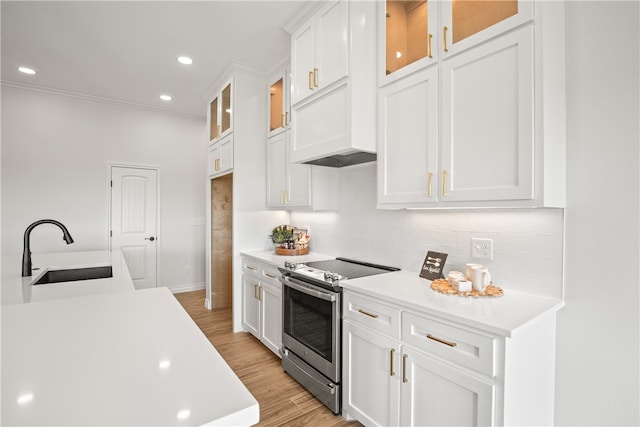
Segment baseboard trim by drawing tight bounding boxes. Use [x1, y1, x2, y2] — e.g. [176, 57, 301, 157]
[169, 282, 206, 294]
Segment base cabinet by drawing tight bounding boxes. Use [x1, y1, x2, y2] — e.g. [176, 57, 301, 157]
[241, 256, 282, 356]
[342, 289, 557, 426]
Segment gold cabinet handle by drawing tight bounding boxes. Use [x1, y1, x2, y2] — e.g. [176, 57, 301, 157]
[281, 113, 285, 127]
[265, 273, 277, 279]
[283, 190, 289, 205]
[427, 172, 433, 197]
[427, 334, 457, 347]
[389, 349, 396, 376]
[246, 265, 256, 271]
[402, 354, 408, 383]
[308, 71, 313, 90]
[443, 26, 449, 52]
[427, 33, 433, 58]
[442, 170, 448, 196]
[313, 68, 318, 87]
[358, 308, 379, 319]
[254, 284, 259, 300]
[285, 112, 289, 126]
[258, 285, 262, 301]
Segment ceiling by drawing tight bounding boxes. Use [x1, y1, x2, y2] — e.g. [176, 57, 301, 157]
[1, 1, 311, 118]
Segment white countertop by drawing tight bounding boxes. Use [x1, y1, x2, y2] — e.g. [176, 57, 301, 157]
[1, 286, 259, 426]
[1, 250, 134, 306]
[240, 250, 334, 267]
[340, 270, 565, 338]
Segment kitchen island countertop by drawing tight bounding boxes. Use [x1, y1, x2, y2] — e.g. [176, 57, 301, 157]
[1, 287, 259, 426]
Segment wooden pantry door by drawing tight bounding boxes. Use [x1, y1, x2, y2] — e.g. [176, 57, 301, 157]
[110, 165, 158, 289]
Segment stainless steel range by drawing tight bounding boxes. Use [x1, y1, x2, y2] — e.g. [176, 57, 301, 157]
[278, 258, 399, 414]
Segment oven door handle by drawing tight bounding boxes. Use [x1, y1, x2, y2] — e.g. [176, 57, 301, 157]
[282, 277, 337, 302]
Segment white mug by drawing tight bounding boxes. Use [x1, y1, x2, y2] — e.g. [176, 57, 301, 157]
[465, 263, 483, 280]
[471, 266, 491, 292]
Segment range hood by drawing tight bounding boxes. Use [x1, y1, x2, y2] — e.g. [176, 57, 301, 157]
[303, 151, 377, 168]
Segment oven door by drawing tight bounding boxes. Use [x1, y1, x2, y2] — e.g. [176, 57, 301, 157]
[281, 275, 341, 383]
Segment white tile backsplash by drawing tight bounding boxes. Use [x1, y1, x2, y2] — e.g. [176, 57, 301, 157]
[291, 162, 564, 299]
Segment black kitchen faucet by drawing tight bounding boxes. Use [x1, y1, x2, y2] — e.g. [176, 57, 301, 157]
[22, 219, 74, 277]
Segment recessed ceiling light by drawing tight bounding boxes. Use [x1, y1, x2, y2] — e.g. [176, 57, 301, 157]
[160, 94, 172, 101]
[177, 56, 193, 65]
[18, 66, 36, 75]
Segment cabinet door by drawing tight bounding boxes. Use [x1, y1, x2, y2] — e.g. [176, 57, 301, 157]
[260, 281, 282, 356]
[378, 67, 439, 206]
[209, 95, 220, 141]
[268, 71, 290, 138]
[286, 136, 312, 208]
[218, 135, 234, 174]
[440, 0, 533, 58]
[379, 0, 439, 85]
[207, 144, 218, 177]
[219, 79, 233, 139]
[343, 321, 401, 427]
[241, 274, 260, 338]
[315, 0, 348, 91]
[291, 18, 316, 105]
[400, 347, 495, 426]
[266, 133, 287, 208]
[441, 26, 533, 202]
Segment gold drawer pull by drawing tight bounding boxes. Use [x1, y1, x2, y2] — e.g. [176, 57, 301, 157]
[265, 273, 277, 279]
[427, 334, 457, 348]
[313, 67, 318, 87]
[402, 354, 408, 383]
[246, 266, 256, 271]
[442, 170, 448, 196]
[358, 308, 379, 319]
[389, 349, 396, 376]
[308, 71, 313, 90]
[427, 33, 433, 58]
[427, 172, 433, 197]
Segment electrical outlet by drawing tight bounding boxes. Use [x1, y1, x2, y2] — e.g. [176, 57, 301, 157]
[471, 238, 494, 260]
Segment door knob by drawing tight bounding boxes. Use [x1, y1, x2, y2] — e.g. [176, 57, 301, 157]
[145, 237, 156, 241]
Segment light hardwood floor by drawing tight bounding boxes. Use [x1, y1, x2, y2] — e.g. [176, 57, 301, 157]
[174, 290, 363, 427]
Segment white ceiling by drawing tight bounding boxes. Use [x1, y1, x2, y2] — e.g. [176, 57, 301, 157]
[1, 1, 312, 118]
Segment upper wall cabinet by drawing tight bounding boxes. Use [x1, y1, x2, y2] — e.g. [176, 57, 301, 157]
[290, 0, 348, 106]
[378, 0, 566, 209]
[209, 77, 233, 142]
[289, 0, 378, 164]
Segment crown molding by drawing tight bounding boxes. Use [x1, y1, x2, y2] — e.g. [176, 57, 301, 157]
[1, 80, 206, 120]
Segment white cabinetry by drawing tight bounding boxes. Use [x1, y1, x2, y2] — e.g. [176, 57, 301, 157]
[289, 0, 377, 164]
[208, 134, 233, 178]
[241, 256, 282, 356]
[290, 0, 348, 106]
[378, 1, 565, 208]
[266, 63, 339, 211]
[343, 289, 558, 426]
[209, 77, 233, 142]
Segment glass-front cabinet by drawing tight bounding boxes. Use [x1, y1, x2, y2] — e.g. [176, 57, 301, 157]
[209, 78, 233, 142]
[383, 0, 436, 82]
[380, 0, 532, 84]
[268, 69, 291, 138]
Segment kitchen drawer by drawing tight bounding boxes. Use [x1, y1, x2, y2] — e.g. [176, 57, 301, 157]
[260, 263, 282, 286]
[242, 258, 260, 276]
[343, 291, 401, 339]
[402, 311, 496, 376]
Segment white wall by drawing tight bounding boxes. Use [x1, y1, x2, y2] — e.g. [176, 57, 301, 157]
[556, 2, 639, 425]
[1, 85, 207, 292]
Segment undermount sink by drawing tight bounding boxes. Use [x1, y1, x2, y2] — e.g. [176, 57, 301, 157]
[33, 266, 113, 285]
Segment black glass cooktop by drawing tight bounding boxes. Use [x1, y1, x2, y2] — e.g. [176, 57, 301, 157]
[304, 258, 399, 280]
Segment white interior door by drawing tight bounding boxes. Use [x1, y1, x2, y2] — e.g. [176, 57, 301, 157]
[110, 166, 158, 289]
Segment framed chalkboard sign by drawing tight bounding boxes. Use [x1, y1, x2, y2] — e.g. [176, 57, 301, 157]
[419, 251, 448, 280]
